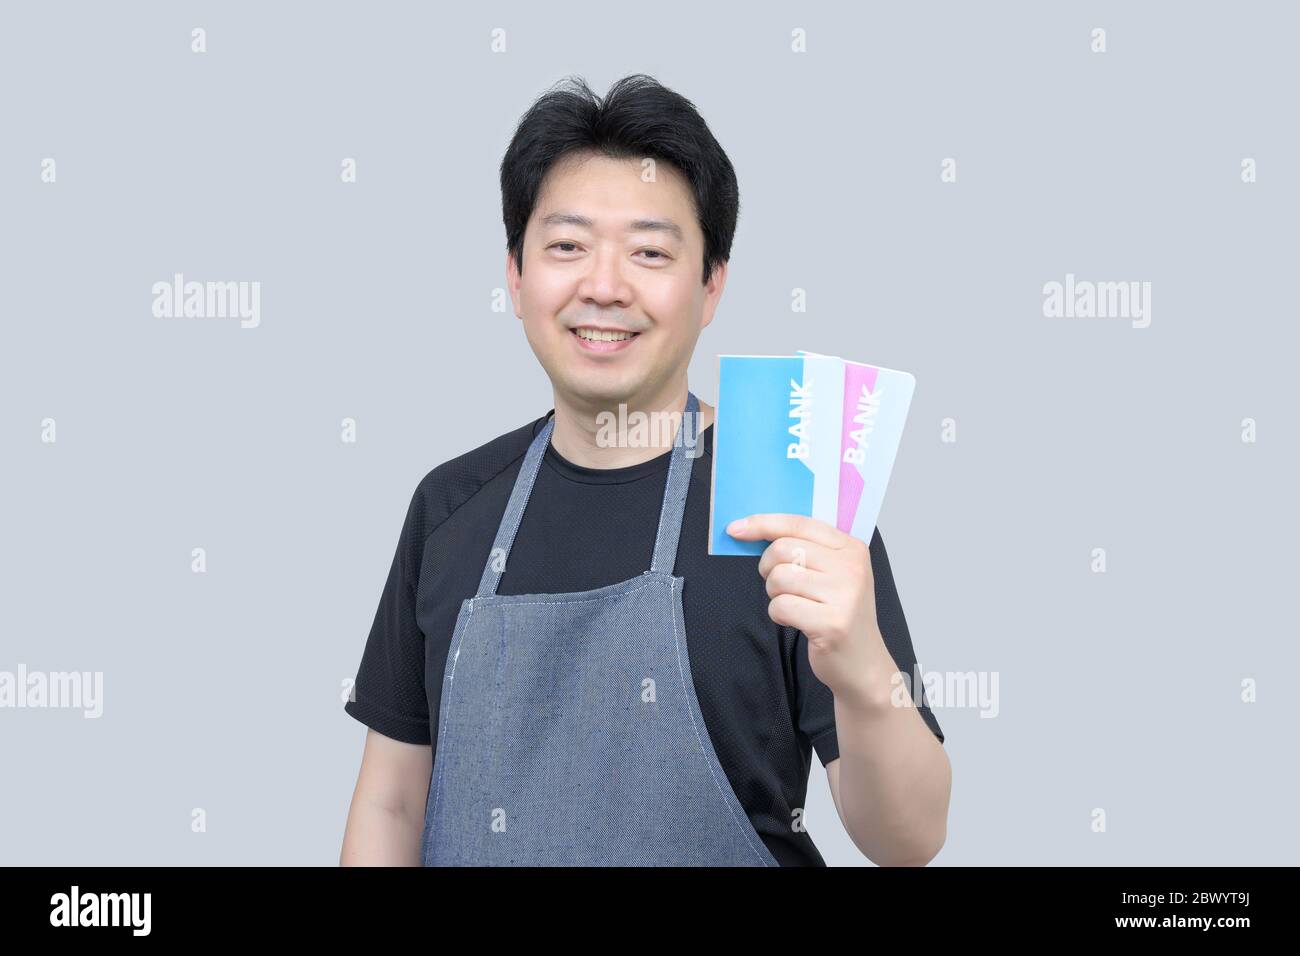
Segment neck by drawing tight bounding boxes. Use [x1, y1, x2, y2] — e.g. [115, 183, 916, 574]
[548, 384, 714, 469]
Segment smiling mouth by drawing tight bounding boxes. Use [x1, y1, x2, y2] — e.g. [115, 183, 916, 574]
[571, 327, 639, 342]
[570, 326, 641, 352]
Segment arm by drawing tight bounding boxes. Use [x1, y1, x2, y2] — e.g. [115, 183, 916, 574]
[825, 670, 951, 866]
[726, 512, 952, 867]
[340, 729, 433, 866]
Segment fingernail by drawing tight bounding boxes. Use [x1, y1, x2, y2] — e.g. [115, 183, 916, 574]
[727, 518, 747, 535]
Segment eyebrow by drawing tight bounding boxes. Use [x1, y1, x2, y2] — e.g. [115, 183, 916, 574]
[540, 212, 684, 242]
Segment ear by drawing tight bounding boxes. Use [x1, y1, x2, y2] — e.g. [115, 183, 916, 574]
[700, 260, 728, 331]
[506, 249, 523, 320]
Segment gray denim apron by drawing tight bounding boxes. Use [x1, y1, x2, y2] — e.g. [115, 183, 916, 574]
[421, 390, 780, 866]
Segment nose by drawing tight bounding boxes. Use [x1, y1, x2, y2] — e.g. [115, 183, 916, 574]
[576, 245, 633, 309]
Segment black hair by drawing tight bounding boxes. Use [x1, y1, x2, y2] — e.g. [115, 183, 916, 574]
[500, 74, 739, 285]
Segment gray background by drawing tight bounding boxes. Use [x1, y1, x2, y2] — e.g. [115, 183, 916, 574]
[1, 1, 1295, 866]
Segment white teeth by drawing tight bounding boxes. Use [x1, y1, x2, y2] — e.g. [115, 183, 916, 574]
[574, 328, 635, 342]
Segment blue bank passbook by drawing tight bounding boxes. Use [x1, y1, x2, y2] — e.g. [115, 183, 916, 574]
[708, 353, 845, 556]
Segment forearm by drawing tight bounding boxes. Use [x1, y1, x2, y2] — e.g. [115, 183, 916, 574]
[340, 796, 425, 866]
[833, 642, 951, 866]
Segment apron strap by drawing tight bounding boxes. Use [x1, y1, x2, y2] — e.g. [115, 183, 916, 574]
[650, 389, 700, 574]
[476, 412, 554, 599]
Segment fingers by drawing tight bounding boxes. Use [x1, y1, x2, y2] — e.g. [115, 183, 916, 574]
[756, 536, 835, 578]
[726, 513, 853, 551]
[764, 563, 837, 605]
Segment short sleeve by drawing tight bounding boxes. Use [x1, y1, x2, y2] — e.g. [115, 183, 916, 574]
[796, 526, 944, 766]
[343, 485, 432, 745]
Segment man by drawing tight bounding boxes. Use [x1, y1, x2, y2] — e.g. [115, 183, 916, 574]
[340, 74, 951, 866]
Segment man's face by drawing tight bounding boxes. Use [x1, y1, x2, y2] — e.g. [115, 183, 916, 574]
[508, 151, 725, 411]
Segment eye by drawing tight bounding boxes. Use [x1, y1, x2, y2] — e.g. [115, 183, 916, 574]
[548, 241, 582, 254]
[638, 248, 671, 261]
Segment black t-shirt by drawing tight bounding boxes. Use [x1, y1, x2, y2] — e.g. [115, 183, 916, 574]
[345, 409, 944, 866]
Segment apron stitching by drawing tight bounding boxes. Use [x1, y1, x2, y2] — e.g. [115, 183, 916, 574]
[467, 580, 657, 610]
[428, 598, 477, 858]
[668, 579, 775, 867]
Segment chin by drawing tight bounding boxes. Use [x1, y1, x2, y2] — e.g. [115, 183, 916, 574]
[554, 371, 641, 407]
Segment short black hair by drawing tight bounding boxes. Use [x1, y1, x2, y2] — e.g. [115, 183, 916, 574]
[500, 74, 739, 285]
